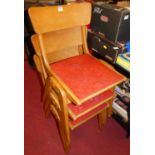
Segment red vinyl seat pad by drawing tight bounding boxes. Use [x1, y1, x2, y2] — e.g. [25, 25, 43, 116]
[50, 54, 124, 101]
[68, 89, 114, 120]
[69, 102, 108, 129]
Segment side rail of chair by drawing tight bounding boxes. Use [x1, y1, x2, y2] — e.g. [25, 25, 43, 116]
[43, 76, 71, 151]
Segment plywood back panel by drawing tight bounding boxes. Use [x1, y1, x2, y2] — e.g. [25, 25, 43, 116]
[42, 26, 82, 53]
[31, 26, 83, 53]
[46, 46, 79, 63]
[31, 29, 82, 63]
[28, 2, 91, 34]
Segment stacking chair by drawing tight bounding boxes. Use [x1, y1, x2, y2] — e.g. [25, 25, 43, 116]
[28, 2, 126, 151]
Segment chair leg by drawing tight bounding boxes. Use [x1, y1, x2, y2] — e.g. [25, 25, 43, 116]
[44, 96, 51, 118]
[98, 108, 107, 129]
[58, 122, 71, 152]
[43, 78, 51, 103]
[49, 103, 71, 152]
[107, 99, 113, 117]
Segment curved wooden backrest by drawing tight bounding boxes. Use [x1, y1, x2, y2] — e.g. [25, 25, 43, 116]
[29, 2, 91, 86]
[31, 26, 84, 64]
[29, 2, 92, 80]
[28, 2, 91, 34]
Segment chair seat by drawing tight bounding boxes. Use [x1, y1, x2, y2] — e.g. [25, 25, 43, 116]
[68, 89, 114, 120]
[69, 102, 108, 130]
[50, 54, 124, 104]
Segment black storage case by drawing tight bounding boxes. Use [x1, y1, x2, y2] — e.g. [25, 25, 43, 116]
[87, 30, 124, 64]
[90, 3, 130, 43]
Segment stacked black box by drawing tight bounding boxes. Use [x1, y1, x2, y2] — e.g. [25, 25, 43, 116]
[90, 3, 130, 43]
[87, 30, 124, 64]
[87, 2, 130, 64]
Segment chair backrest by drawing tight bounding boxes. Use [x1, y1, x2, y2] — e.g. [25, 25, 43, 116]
[29, 2, 91, 85]
[28, 3, 91, 33]
[31, 27, 84, 63]
[29, 3, 91, 64]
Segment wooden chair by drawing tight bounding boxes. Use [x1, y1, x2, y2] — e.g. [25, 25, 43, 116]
[28, 2, 126, 152]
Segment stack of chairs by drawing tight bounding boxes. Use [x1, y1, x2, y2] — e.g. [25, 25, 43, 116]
[28, 2, 125, 152]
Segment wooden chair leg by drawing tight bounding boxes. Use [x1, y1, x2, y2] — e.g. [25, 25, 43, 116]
[43, 77, 51, 103]
[107, 99, 113, 117]
[58, 123, 71, 152]
[44, 76, 71, 152]
[44, 96, 51, 118]
[98, 108, 107, 129]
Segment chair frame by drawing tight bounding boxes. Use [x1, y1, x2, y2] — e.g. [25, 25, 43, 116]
[28, 2, 126, 152]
